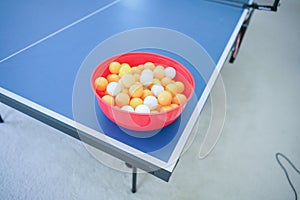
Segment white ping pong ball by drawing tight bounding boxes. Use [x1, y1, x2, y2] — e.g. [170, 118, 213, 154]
[140, 69, 154, 86]
[164, 67, 176, 79]
[151, 84, 164, 96]
[135, 104, 150, 114]
[121, 105, 134, 112]
[106, 82, 121, 96]
[140, 73, 153, 86]
[144, 96, 158, 110]
[141, 69, 153, 76]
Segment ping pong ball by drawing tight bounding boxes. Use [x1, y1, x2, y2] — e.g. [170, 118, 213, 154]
[152, 78, 161, 85]
[141, 69, 153, 76]
[144, 96, 158, 110]
[119, 63, 131, 77]
[165, 83, 178, 96]
[121, 105, 134, 112]
[144, 62, 155, 70]
[131, 67, 138, 74]
[130, 97, 143, 109]
[122, 74, 135, 88]
[133, 74, 140, 82]
[129, 83, 143, 98]
[175, 81, 184, 93]
[153, 67, 165, 80]
[151, 84, 164, 96]
[164, 67, 176, 79]
[106, 82, 121, 96]
[157, 91, 172, 106]
[135, 104, 150, 114]
[155, 65, 165, 71]
[94, 77, 108, 92]
[172, 94, 187, 105]
[115, 93, 130, 107]
[161, 77, 173, 87]
[107, 74, 120, 83]
[170, 104, 179, 108]
[109, 61, 121, 74]
[151, 110, 159, 114]
[148, 78, 161, 89]
[102, 95, 114, 105]
[122, 87, 129, 94]
[142, 89, 153, 99]
[140, 72, 153, 86]
[160, 105, 173, 112]
[136, 65, 144, 73]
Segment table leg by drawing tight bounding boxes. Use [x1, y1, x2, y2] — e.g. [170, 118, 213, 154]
[125, 163, 138, 193]
[132, 166, 137, 193]
[0, 115, 3, 123]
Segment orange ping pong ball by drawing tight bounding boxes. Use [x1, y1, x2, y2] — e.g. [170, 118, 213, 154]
[170, 103, 179, 108]
[94, 77, 108, 92]
[131, 66, 138, 73]
[144, 62, 155, 70]
[151, 110, 159, 114]
[130, 97, 143, 109]
[129, 83, 143, 98]
[102, 95, 114, 105]
[142, 89, 153, 99]
[165, 83, 178, 96]
[121, 87, 129, 94]
[109, 61, 121, 74]
[115, 93, 130, 107]
[107, 74, 120, 82]
[175, 81, 185, 93]
[152, 78, 161, 86]
[136, 65, 144, 74]
[172, 93, 187, 105]
[160, 105, 173, 112]
[155, 65, 165, 71]
[119, 63, 132, 77]
[153, 67, 165, 80]
[161, 77, 173, 87]
[157, 91, 172, 106]
[133, 74, 140, 82]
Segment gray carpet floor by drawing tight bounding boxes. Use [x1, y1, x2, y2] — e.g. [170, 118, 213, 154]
[1, 0, 299, 199]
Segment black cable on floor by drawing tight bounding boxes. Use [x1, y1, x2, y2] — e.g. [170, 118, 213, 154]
[275, 152, 300, 200]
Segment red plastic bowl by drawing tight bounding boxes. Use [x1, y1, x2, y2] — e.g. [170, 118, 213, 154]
[91, 52, 195, 131]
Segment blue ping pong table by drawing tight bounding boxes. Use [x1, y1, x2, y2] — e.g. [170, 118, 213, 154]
[0, 0, 278, 193]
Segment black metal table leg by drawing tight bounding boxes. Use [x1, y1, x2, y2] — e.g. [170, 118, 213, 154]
[125, 163, 138, 193]
[132, 166, 137, 193]
[0, 115, 3, 123]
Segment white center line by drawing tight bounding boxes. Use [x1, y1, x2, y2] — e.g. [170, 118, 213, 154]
[0, 0, 121, 64]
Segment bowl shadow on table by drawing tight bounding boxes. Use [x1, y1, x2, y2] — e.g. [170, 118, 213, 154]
[95, 101, 181, 154]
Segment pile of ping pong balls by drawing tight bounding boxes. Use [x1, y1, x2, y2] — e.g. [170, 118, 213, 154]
[94, 61, 187, 114]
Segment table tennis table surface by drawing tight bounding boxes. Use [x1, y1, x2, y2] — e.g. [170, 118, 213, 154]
[0, 0, 250, 181]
